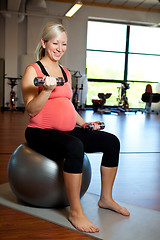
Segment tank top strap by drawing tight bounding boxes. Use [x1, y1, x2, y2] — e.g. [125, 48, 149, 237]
[28, 62, 70, 81]
[62, 67, 70, 83]
[36, 61, 49, 76]
[59, 65, 68, 82]
[29, 63, 45, 77]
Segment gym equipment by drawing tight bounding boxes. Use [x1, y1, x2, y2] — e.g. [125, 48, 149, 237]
[92, 93, 112, 114]
[34, 77, 65, 86]
[152, 82, 160, 112]
[1, 75, 25, 112]
[8, 77, 18, 110]
[117, 83, 130, 111]
[83, 122, 105, 131]
[141, 84, 160, 114]
[71, 71, 82, 111]
[98, 93, 112, 110]
[8, 143, 91, 208]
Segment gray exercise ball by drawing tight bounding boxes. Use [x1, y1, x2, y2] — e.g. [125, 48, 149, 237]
[8, 143, 91, 208]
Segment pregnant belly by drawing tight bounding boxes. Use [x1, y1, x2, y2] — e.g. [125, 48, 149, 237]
[29, 98, 77, 131]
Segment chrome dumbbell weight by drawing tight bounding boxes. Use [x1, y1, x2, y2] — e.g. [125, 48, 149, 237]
[34, 77, 65, 86]
[83, 122, 105, 131]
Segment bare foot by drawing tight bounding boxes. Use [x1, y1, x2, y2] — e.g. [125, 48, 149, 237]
[68, 211, 100, 233]
[98, 198, 130, 216]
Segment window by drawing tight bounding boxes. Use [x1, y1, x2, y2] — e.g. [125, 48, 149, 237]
[129, 26, 160, 55]
[127, 25, 160, 108]
[86, 21, 160, 108]
[87, 21, 126, 81]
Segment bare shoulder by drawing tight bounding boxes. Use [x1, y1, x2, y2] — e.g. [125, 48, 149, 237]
[24, 64, 37, 76]
[22, 65, 37, 86]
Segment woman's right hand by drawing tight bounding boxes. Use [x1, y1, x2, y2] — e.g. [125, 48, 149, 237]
[43, 76, 57, 91]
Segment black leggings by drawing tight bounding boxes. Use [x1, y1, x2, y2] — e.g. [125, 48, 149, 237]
[25, 127, 120, 174]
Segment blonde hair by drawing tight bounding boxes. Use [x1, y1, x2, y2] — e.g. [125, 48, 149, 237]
[35, 22, 66, 60]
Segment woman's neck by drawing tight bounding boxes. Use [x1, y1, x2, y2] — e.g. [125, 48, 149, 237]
[40, 56, 58, 67]
[39, 56, 62, 77]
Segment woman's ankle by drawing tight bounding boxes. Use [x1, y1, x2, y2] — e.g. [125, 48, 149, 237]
[69, 207, 85, 218]
[99, 194, 113, 203]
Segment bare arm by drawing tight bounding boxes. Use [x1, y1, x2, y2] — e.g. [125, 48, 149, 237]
[21, 66, 56, 117]
[76, 111, 101, 130]
[76, 111, 86, 127]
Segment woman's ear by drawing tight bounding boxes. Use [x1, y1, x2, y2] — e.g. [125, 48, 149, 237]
[41, 38, 46, 49]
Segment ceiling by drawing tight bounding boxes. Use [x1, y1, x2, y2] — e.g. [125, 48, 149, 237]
[47, 0, 160, 13]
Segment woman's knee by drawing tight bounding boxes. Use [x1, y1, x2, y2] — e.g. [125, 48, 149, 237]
[101, 134, 120, 168]
[112, 134, 120, 152]
[101, 132, 120, 153]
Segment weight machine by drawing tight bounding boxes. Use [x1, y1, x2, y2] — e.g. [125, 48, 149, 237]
[71, 70, 84, 111]
[1, 75, 25, 112]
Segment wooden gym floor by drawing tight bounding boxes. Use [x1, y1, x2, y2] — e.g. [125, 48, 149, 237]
[0, 110, 160, 240]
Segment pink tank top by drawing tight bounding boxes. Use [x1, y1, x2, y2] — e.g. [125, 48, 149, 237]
[28, 63, 77, 131]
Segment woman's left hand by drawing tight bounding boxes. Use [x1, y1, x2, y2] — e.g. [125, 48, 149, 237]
[90, 121, 101, 130]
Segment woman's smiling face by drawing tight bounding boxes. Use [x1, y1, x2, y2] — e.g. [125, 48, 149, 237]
[42, 31, 67, 61]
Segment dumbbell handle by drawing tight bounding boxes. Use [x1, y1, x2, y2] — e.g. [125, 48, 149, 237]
[34, 77, 65, 86]
[83, 122, 105, 131]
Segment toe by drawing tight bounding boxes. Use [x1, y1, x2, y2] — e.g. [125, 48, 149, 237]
[120, 207, 130, 216]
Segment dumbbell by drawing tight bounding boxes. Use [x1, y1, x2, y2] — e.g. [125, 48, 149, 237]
[34, 77, 65, 86]
[83, 122, 105, 131]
